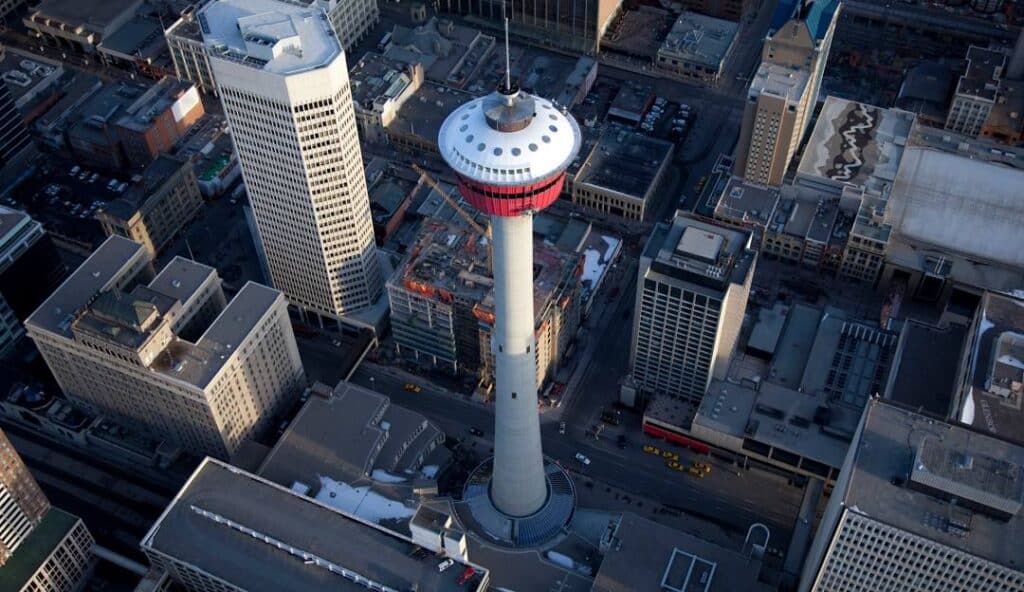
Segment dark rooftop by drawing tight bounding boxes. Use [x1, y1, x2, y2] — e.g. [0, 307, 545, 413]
[0, 508, 80, 591]
[955, 46, 1007, 102]
[575, 125, 673, 201]
[29, 0, 141, 31]
[143, 459, 488, 592]
[885, 320, 966, 417]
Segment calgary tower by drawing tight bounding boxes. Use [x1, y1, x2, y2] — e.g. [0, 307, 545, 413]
[438, 27, 582, 521]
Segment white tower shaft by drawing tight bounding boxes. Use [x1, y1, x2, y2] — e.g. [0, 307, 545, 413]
[490, 213, 548, 517]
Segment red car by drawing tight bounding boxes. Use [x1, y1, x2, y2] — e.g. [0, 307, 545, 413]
[457, 566, 476, 585]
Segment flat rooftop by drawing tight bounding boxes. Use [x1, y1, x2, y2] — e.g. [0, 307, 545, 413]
[955, 292, 1024, 445]
[0, 508, 79, 592]
[351, 52, 417, 110]
[115, 78, 196, 133]
[658, 11, 738, 69]
[714, 177, 780, 228]
[885, 320, 965, 417]
[749, 62, 809, 101]
[575, 125, 673, 202]
[593, 512, 769, 592]
[259, 381, 442, 487]
[0, 49, 63, 108]
[887, 122, 1024, 270]
[28, 0, 140, 30]
[100, 16, 166, 60]
[101, 154, 188, 220]
[643, 214, 755, 294]
[143, 458, 487, 592]
[797, 96, 915, 194]
[388, 82, 474, 150]
[198, 0, 340, 74]
[844, 399, 1024, 571]
[955, 46, 1006, 102]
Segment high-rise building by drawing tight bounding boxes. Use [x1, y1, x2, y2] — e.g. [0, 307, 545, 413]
[25, 237, 306, 458]
[200, 0, 383, 327]
[629, 214, 756, 403]
[0, 81, 36, 188]
[799, 399, 1024, 592]
[0, 207, 66, 358]
[0, 428, 95, 592]
[0, 428, 49, 565]
[736, 0, 840, 186]
[436, 57, 582, 528]
[166, 0, 379, 96]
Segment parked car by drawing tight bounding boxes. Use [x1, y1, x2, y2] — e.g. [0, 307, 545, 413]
[403, 383, 422, 393]
[575, 452, 591, 466]
[559, 421, 566, 435]
[437, 558, 455, 573]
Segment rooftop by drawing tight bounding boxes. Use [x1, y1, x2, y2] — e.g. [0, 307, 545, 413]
[100, 154, 189, 220]
[769, 0, 839, 41]
[387, 18, 494, 87]
[0, 508, 80, 591]
[749, 61, 809, 101]
[388, 81, 474, 151]
[198, 0, 340, 75]
[99, 16, 166, 61]
[643, 214, 755, 294]
[714, 177, 780, 228]
[884, 320, 965, 417]
[0, 48, 63, 108]
[842, 399, 1024, 572]
[28, 0, 141, 32]
[115, 78, 197, 133]
[658, 11, 738, 69]
[608, 83, 653, 121]
[886, 122, 1024, 270]
[797, 96, 915, 195]
[142, 458, 488, 592]
[593, 512, 769, 592]
[258, 381, 442, 487]
[66, 80, 151, 146]
[955, 46, 1007, 102]
[896, 61, 956, 121]
[574, 125, 673, 202]
[350, 52, 419, 111]
[954, 292, 1024, 445]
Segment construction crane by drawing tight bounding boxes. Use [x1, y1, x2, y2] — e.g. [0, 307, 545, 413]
[411, 164, 493, 271]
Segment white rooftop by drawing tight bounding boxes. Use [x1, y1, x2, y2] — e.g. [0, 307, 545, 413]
[676, 226, 724, 263]
[886, 144, 1024, 269]
[749, 62, 809, 101]
[198, 0, 340, 75]
[438, 90, 581, 187]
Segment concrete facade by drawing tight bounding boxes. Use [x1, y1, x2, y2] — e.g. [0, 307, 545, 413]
[0, 429, 49, 566]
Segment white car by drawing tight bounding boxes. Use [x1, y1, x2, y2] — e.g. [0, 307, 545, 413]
[575, 452, 591, 466]
[437, 558, 455, 573]
[559, 422, 566, 435]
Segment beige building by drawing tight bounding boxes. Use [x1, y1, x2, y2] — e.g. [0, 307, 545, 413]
[736, 1, 839, 186]
[630, 214, 756, 403]
[5, 508, 95, 592]
[25, 237, 306, 458]
[945, 46, 1006, 137]
[0, 429, 50, 565]
[97, 155, 203, 259]
[165, 0, 379, 96]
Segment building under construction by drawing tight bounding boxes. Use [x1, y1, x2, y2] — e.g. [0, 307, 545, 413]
[387, 219, 582, 391]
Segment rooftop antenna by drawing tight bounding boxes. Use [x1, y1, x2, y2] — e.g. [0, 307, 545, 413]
[502, 1, 513, 100]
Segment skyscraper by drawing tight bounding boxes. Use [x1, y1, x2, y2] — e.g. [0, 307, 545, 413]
[200, 0, 383, 327]
[26, 237, 306, 458]
[800, 399, 1024, 592]
[0, 428, 49, 565]
[736, 0, 840, 186]
[629, 214, 756, 402]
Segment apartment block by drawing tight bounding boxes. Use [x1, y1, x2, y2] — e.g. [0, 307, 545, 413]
[25, 237, 306, 458]
[165, 0, 379, 96]
[799, 399, 1024, 592]
[201, 0, 383, 326]
[97, 154, 204, 258]
[946, 46, 1006, 137]
[736, 0, 839, 186]
[630, 214, 756, 403]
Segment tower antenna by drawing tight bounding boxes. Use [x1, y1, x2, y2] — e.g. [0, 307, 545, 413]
[503, 3, 512, 94]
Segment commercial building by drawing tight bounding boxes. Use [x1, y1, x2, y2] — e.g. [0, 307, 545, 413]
[201, 0, 383, 327]
[440, 0, 622, 53]
[679, 0, 755, 21]
[97, 154, 204, 258]
[165, 0, 379, 96]
[64, 77, 204, 170]
[0, 207, 66, 358]
[0, 428, 49, 565]
[799, 399, 1024, 592]
[350, 53, 424, 144]
[736, 0, 840, 186]
[895, 62, 957, 127]
[258, 380, 446, 489]
[880, 122, 1024, 303]
[384, 18, 496, 89]
[388, 217, 581, 390]
[655, 12, 738, 85]
[25, 237, 306, 458]
[0, 507, 95, 592]
[946, 46, 1007, 137]
[571, 125, 673, 221]
[23, 0, 143, 54]
[142, 458, 490, 592]
[950, 292, 1024, 446]
[630, 214, 756, 403]
[0, 82, 37, 190]
[365, 158, 416, 244]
